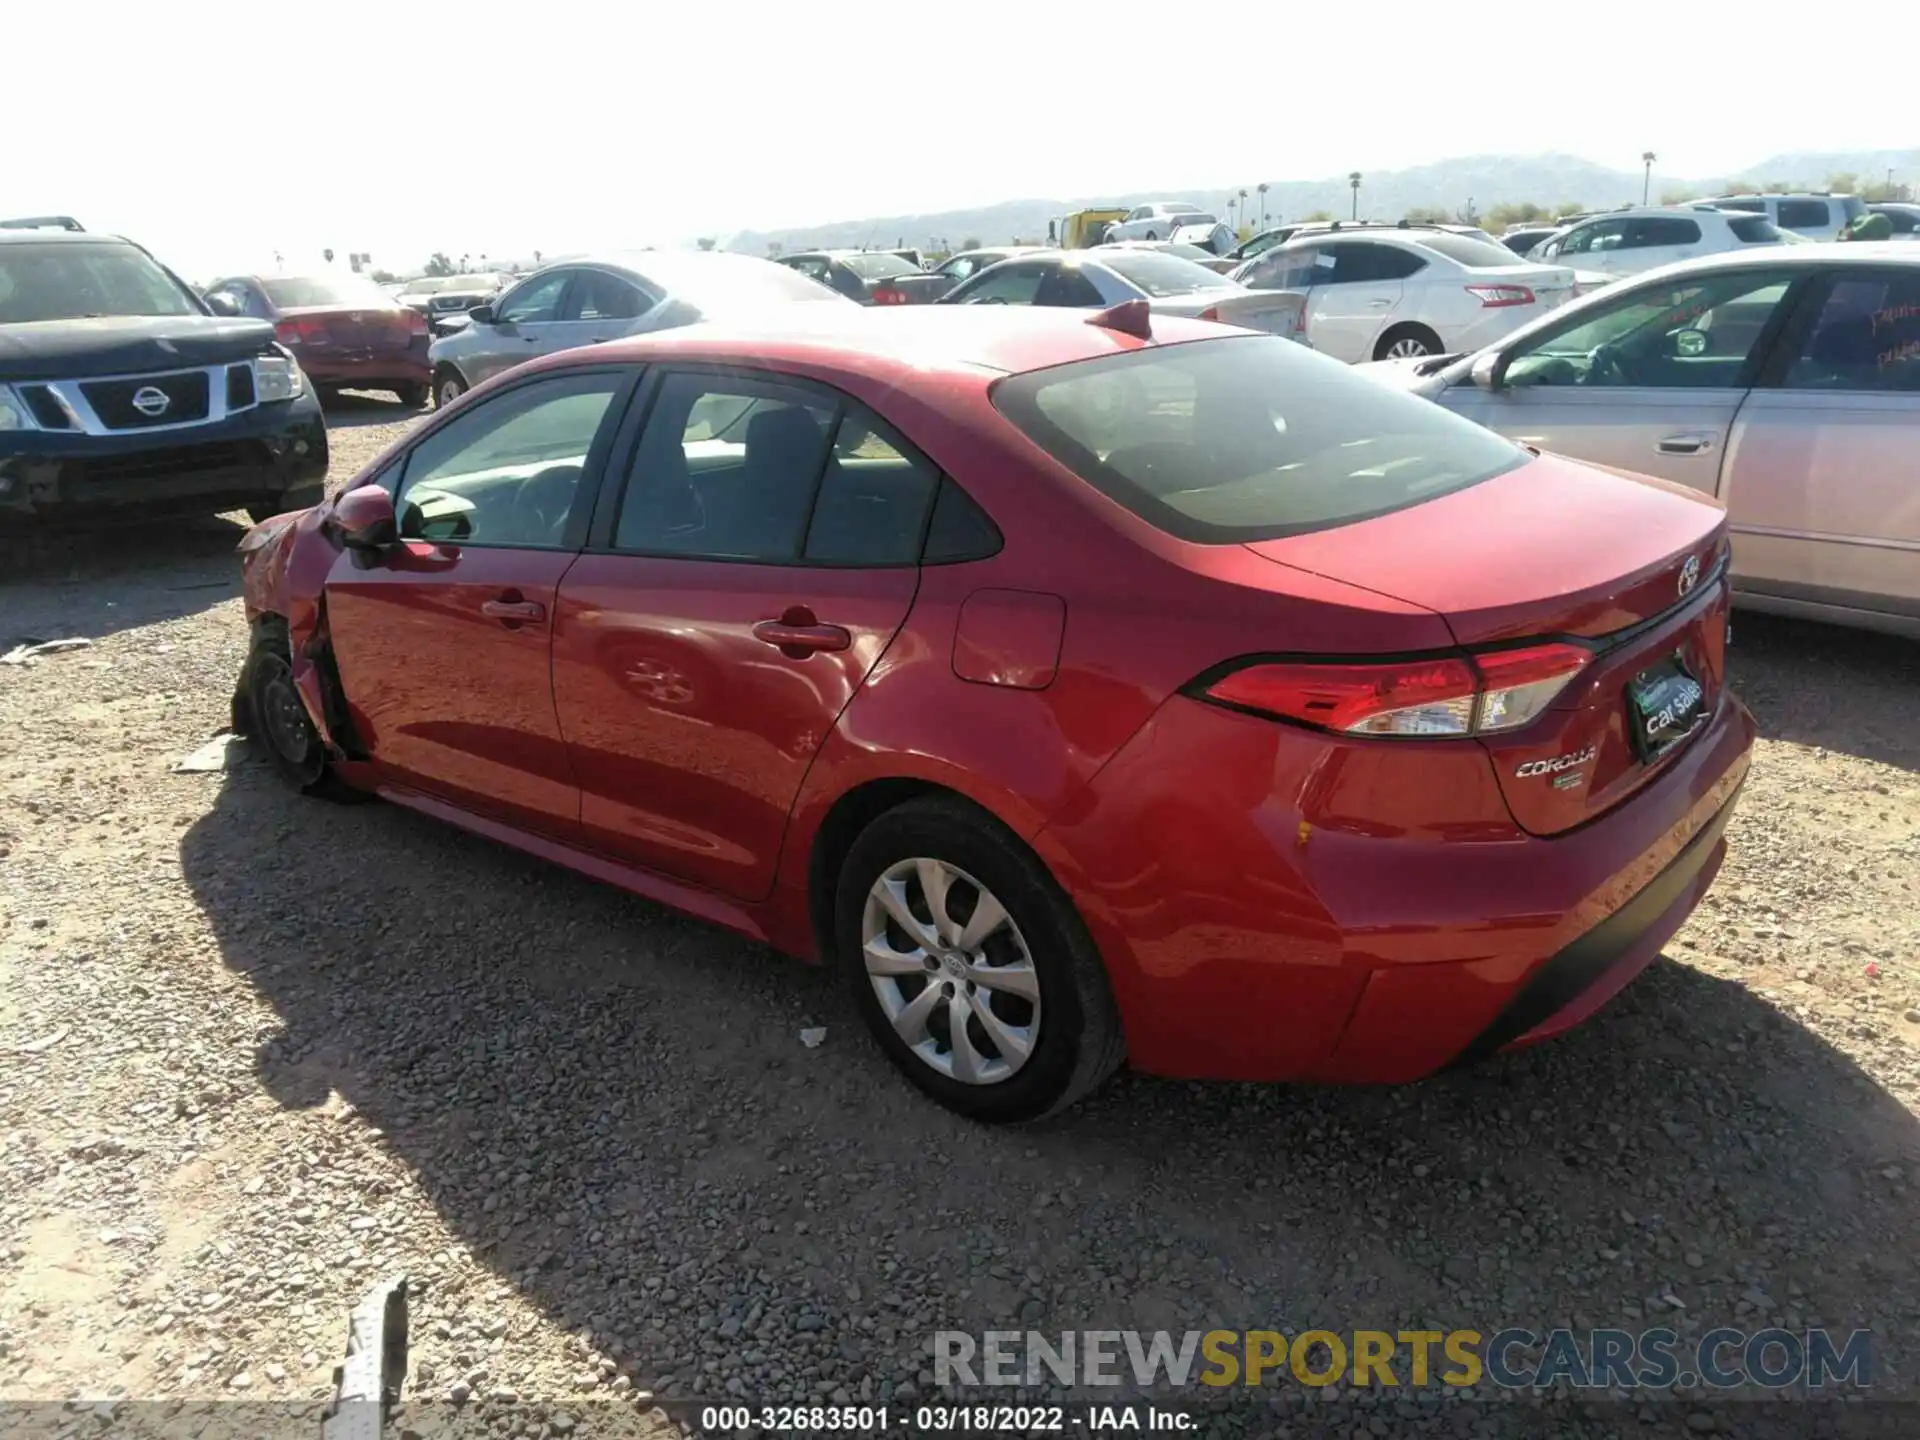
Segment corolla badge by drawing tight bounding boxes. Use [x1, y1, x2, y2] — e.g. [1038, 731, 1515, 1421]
[1677, 554, 1701, 597]
[130, 386, 171, 417]
[1515, 745, 1598, 780]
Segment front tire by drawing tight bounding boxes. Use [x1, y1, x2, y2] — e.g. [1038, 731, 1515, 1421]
[834, 797, 1124, 1122]
[1374, 323, 1444, 360]
[237, 620, 357, 801]
[434, 368, 468, 408]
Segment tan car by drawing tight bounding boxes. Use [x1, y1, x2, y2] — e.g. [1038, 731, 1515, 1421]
[1357, 243, 1920, 638]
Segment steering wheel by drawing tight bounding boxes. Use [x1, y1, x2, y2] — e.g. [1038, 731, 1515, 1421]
[509, 464, 581, 544]
[1585, 343, 1631, 386]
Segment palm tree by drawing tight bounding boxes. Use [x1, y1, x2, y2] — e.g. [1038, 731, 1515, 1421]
[1257, 181, 1269, 228]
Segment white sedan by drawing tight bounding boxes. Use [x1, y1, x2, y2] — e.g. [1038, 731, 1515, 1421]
[1230, 224, 1584, 363]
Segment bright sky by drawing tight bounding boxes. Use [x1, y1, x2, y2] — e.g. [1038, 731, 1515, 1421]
[10, 2, 1908, 279]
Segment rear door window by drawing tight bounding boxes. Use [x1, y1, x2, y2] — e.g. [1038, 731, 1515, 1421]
[1626, 217, 1702, 248]
[991, 335, 1525, 543]
[1776, 199, 1832, 230]
[1035, 266, 1105, 306]
[1728, 215, 1786, 244]
[1328, 242, 1425, 281]
[1780, 272, 1920, 392]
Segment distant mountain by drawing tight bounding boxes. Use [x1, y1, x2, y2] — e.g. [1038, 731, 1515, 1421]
[722, 149, 1920, 253]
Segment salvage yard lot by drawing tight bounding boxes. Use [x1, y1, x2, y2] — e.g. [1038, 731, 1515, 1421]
[2, 392, 1918, 1435]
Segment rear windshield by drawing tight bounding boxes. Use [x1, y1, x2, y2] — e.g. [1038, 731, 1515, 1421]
[1100, 250, 1235, 296]
[840, 253, 921, 280]
[263, 274, 394, 308]
[992, 336, 1527, 543]
[1727, 215, 1785, 244]
[0, 242, 200, 323]
[1415, 232, 1530, 268]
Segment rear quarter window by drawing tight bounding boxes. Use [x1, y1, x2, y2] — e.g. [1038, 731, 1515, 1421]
[991, 336, 1527, 544]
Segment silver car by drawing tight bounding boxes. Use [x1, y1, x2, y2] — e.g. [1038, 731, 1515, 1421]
[1358, 243, 1920, 637]
[427, 251, 848, 406]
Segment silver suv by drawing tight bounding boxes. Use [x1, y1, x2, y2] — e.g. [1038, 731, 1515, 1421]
[1701, 193, 1866, 240]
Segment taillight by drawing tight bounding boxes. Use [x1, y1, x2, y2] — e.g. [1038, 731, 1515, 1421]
[871, 286, 908, 306]
[403, 308, 428, 335]
[1196, 305, 1220, 321]
[1200, 643, 1589, 739]
[274, 317, 330, 346]
[1465, 284, 1535, 308]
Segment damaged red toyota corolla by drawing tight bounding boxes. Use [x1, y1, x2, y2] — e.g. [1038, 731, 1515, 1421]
[233, 301, 1753, 1121]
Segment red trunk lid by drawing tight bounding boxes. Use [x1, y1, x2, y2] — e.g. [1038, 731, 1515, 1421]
[280, 304, 413, 352]
[1247, 454, 1731, 835]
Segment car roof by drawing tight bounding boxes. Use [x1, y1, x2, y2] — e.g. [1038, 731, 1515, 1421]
[1605, 241, 1917, 282]
[552, 304, 1229, 381]
[0, 229, 130, 246]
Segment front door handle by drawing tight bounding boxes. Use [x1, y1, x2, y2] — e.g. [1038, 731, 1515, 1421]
[1657, 433, 1716, 455]
[481, 597, 546, 625]
[753, 613, 851, 655]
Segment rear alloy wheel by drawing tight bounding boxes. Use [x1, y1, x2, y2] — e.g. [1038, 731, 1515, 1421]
[836, 797, 1124, 1122]
[1375, 324, 1444, 360]
[434, 370, 467, 408]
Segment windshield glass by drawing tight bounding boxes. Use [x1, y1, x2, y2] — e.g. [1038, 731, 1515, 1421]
[992, 336, 1526, 543]
[0, 242, 200, 323]
[840, 253, 921, 280]
[263, 274, 395, 308]
[1101, 251, 1235, 297]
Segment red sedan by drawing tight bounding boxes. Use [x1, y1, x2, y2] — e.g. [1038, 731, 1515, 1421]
[234, 302, 1752, 1121]
[203, 272, 431, 407]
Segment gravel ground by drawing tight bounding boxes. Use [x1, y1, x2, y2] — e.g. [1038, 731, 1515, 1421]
[2, 394, 1917, 1438]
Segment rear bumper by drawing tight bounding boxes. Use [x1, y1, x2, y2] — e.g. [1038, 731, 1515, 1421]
[1035, 686, 1755, 1083]
[0, 394, 327, 522]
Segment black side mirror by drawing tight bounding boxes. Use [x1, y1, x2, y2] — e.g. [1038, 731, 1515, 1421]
[204, 293, 241, 318]
[467, 303, 495, 325]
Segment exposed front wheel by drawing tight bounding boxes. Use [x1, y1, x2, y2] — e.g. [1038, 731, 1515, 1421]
[1374, 324, 1444, 360]
[237, 621, 357, 801]
[835, 797, 1124, 1122]
[434, 369, 468, 408]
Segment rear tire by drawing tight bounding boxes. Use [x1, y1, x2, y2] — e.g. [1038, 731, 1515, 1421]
[393, 382, 428, 409]
[434, 368, 467, 408]
[1374, 323, 1444, 360]
[236, 619, 359, 802]
[834, 797, 1124, 1122]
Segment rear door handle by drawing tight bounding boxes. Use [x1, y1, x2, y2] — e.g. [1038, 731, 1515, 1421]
[753, 618, 851, 654]
[481, 598, 546, 624]
[1368, 298, 1394, 308]
[1657, 433, 1716, 455]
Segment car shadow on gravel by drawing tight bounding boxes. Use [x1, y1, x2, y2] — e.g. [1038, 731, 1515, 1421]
[178, 765, 1920, 1416]
[321, 389, 428, 429]
[1728, 613, 1919, 771]
[0, 516, 247, 640]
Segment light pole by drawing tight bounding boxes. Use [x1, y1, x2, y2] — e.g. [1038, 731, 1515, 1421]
[1348, 172, 1362, 220]
[1257, 181, 1269, 228]
[1642, 151, 1656, 205]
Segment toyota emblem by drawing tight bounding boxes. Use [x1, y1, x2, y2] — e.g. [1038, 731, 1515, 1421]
[130, 386, 171, 418]
[1677, 554, 1701, 598]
